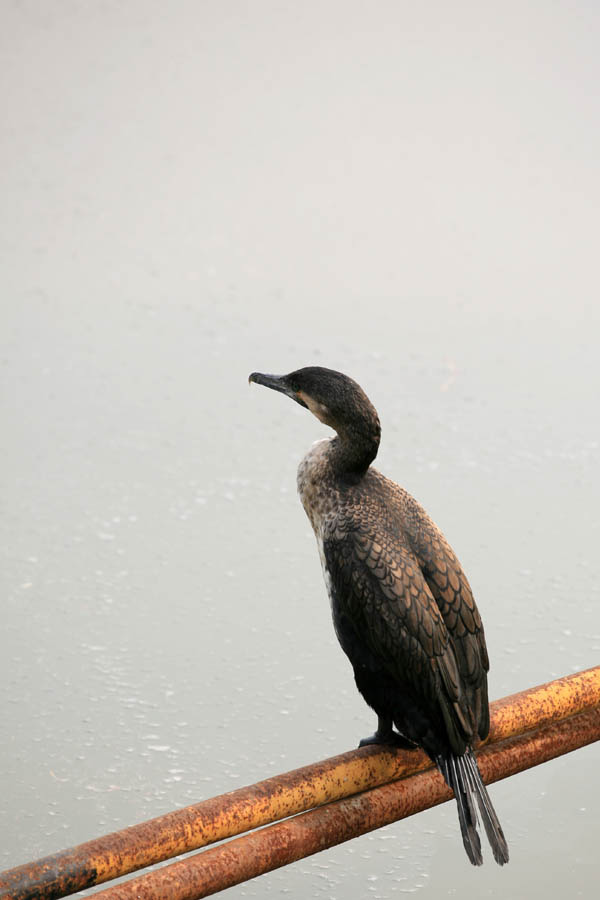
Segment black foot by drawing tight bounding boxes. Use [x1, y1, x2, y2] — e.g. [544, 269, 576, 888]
[358, 729, 414, 749]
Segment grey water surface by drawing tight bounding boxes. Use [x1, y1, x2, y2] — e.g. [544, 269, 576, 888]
[1, 3, 599, 898]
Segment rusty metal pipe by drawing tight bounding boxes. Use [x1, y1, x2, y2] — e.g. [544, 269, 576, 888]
[1, 666, 599, 900]
[92, 705, 600, 900]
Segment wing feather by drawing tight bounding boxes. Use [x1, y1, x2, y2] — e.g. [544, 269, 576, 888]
[399, 493, 491, 740]
[323, 516, 474, 753]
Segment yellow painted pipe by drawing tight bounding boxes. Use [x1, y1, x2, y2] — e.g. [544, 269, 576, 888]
[1, 665, 599, 900]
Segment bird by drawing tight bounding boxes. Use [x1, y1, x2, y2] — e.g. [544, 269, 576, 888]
[249, 365, 509, 866]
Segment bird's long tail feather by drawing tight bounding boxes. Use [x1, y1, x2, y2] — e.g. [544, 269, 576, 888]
[437, 748, 509, 866]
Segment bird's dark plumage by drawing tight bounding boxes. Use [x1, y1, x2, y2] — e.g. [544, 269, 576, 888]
[249, 366, 509, 866]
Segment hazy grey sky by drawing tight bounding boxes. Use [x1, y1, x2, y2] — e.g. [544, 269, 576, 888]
[2, 1, 599, 324]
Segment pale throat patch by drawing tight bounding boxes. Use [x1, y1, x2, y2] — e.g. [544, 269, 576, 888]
[297, 390, 331, 425]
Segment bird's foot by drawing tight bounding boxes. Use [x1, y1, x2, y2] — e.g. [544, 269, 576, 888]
[359, 728, 414, 750]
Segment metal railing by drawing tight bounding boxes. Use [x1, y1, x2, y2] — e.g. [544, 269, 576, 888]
[1, 666, 599, 900]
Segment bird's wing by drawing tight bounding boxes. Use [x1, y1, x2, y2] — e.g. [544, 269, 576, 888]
[322, 519, 475, 753]
[403, 505, 491, 741]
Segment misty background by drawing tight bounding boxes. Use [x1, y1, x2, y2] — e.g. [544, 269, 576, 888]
[1, 2, 599, 897]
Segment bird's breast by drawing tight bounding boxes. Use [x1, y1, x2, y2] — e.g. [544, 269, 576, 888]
[296, 438, 340, 536]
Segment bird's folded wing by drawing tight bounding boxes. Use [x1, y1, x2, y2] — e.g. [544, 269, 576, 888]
[404, 513, 491, 739]
[323, 522, 474, 748]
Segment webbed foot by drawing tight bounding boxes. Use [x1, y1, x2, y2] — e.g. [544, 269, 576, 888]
[358, 716, 415, 749]
[359, 729, 414, 749]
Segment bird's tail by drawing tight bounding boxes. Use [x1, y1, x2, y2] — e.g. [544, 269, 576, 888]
[437, 748, 509, 866]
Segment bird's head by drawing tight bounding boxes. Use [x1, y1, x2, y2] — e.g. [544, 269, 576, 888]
[249, 366, 380, 454]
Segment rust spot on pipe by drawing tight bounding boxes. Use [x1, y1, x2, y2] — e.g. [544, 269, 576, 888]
[486, 666, 600, 745]
[1, 665, 599, 900]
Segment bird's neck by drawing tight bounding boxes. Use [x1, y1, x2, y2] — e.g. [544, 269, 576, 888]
[297, 424, 380, 534]
[330, 419, 380, 477]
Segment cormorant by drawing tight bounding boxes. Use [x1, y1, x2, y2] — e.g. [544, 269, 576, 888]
[249, 366, 509, 866]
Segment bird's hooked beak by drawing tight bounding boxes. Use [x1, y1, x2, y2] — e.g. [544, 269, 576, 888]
[248, 372, 308, 408]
